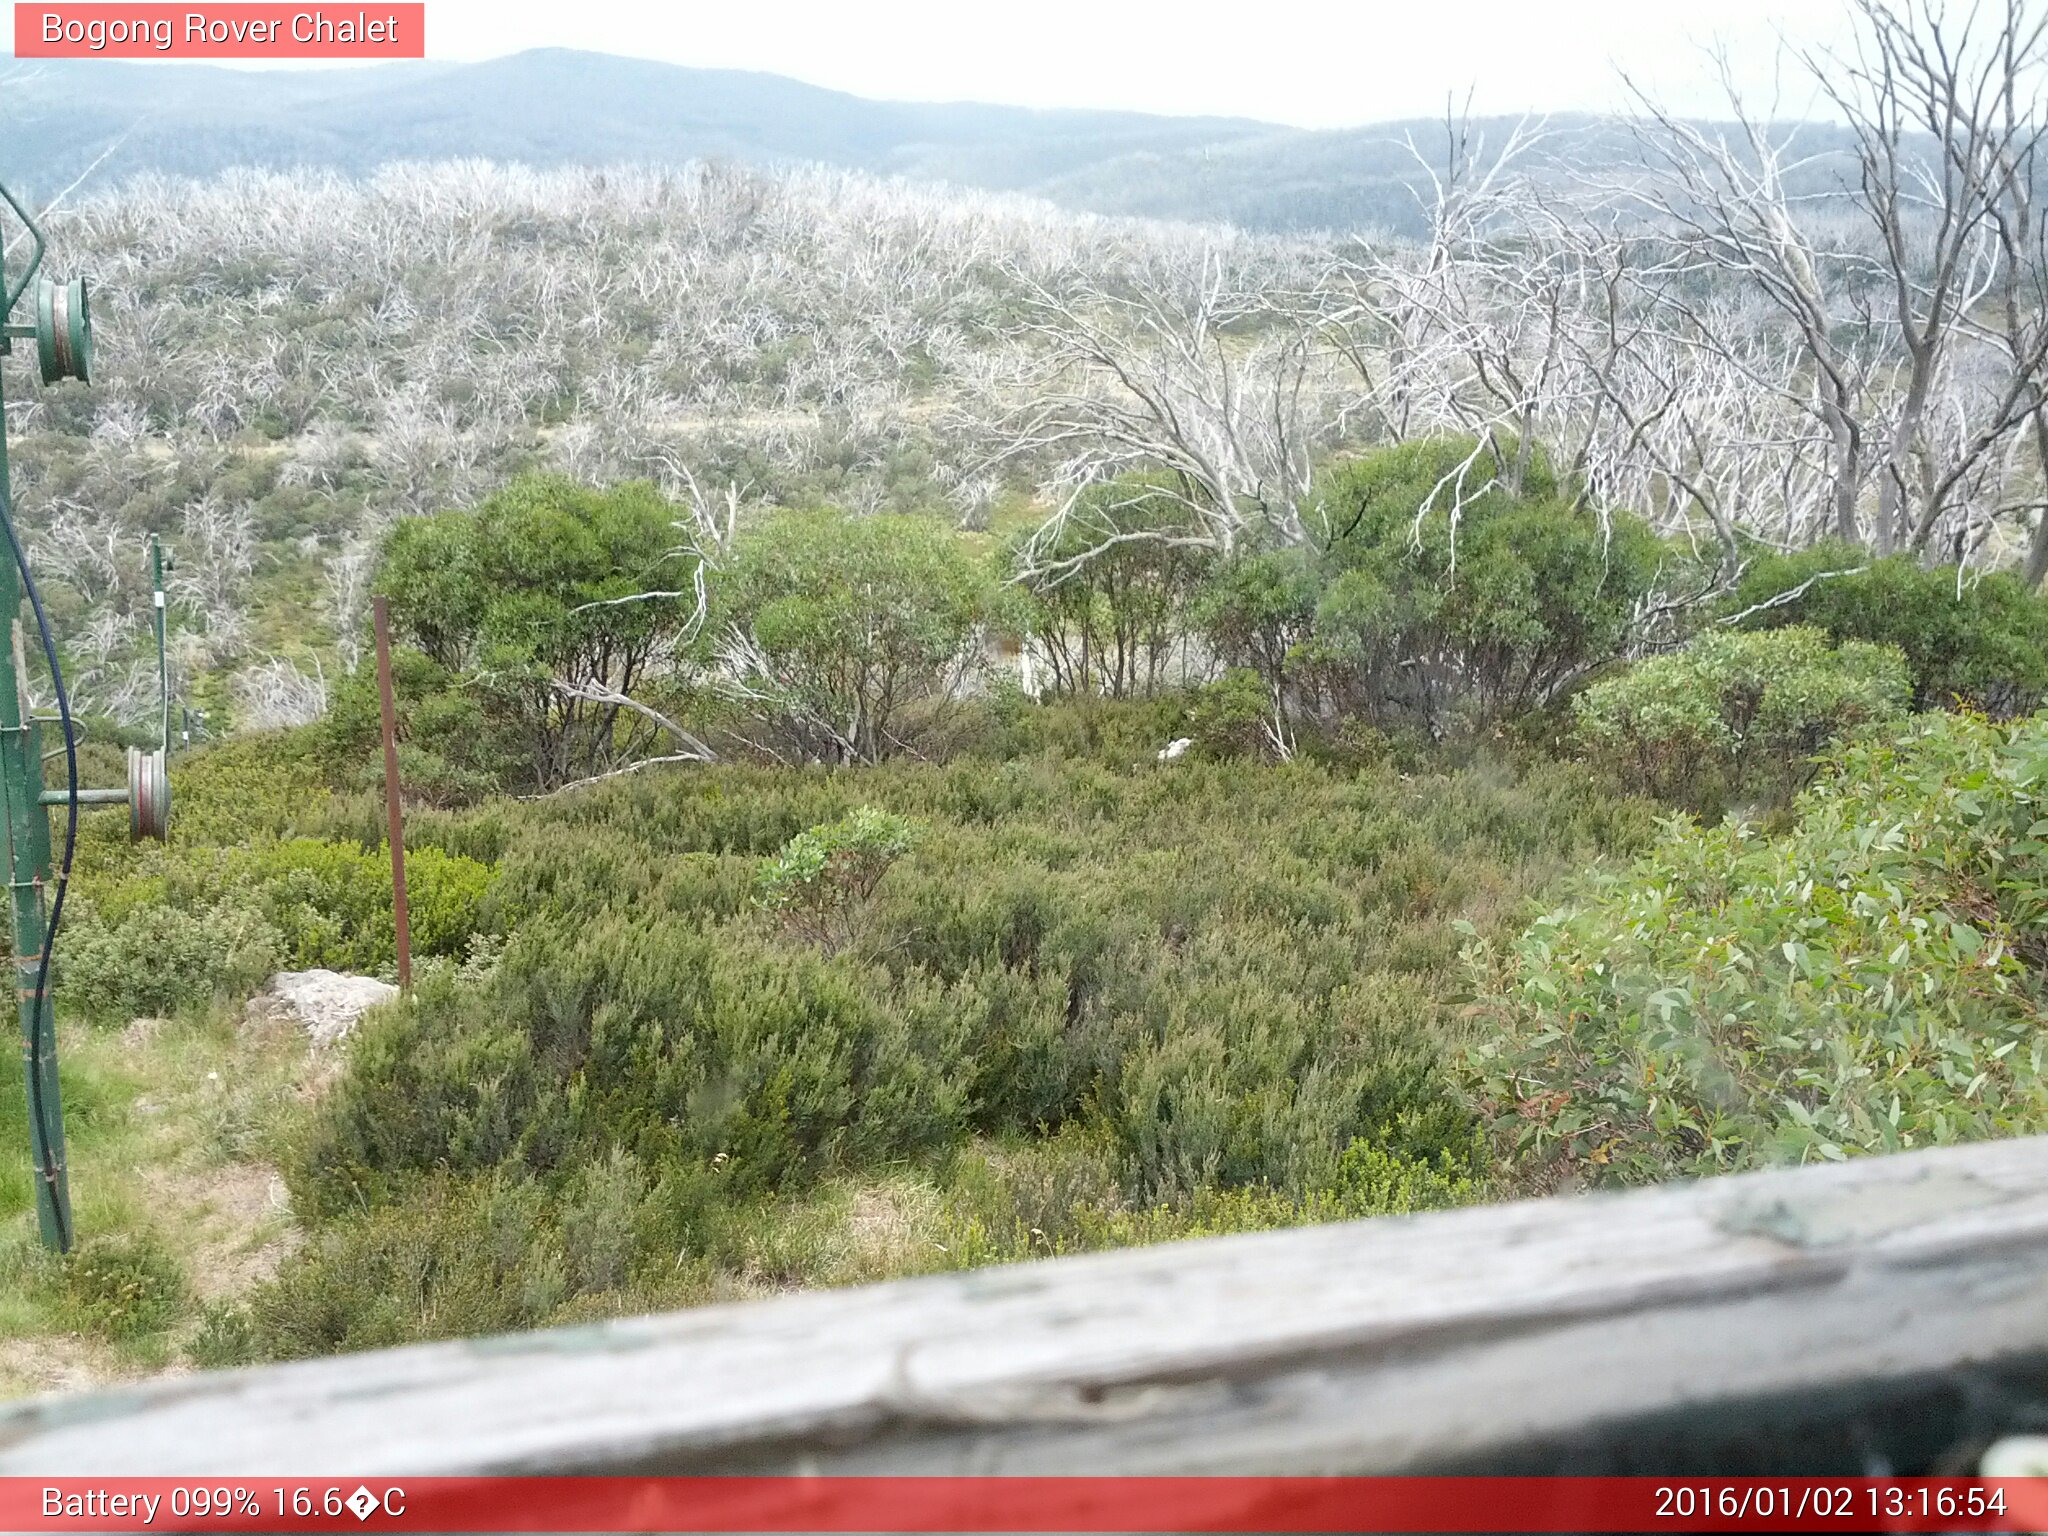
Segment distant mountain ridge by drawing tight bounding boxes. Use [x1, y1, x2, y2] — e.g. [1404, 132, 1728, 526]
[0, 48, 1568, 234]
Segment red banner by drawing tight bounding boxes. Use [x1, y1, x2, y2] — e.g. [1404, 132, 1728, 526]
[13, 5, 424, 58]
[3, 1477, 2046, 1532]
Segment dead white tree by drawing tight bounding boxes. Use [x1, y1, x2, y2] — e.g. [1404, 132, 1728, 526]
[1615, 56, 1883, 548]
[1607, 2, 2048, 565]
[1809, 0, 2048, 558]
[1325, 110, 1565, 481]
[233, 655, 329, 729]
[169, 495, 257, 663]
[989, 239, 1344, 573]
[323, 533, 376, 675]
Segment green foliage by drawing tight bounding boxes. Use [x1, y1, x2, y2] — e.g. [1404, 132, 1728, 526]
[1304, 439, 1671, 731]
[62, 1233, 190, 1341]
[1574, 627, 1911, 809]
[1162, 440, 1672, 744]
[61, 900, 282, 1021]
[755, 807, 925, 955]
[236, 839, 494, 973]
[188, 1300, 261, 1369]
[927, 1126, 1485, 1266]
[1725, 545, 2048, 715]
[257, 744, 1650, 1345]
[1187, 668, 1276, 759]
[372, 475, 700, 791]
[62, 837, 495, 1015]
[717, 510, 994, 762]
[120, 732, 327, 854]
[1468, 710, 2048, 1190]
[1011, 477, 1214, 697]
[54, 736, 502, 1022]
[323, 648, 502, 806]
[230, 1175, 597, 1359]
[1189, 549, 1319, 705]
[379, 474, 686, 674]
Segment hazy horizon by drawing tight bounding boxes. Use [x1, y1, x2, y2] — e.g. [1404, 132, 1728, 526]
[2, 0, 1855, 130]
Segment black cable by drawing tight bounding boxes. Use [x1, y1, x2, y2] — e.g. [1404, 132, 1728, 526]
[0, 495, 76, 1254]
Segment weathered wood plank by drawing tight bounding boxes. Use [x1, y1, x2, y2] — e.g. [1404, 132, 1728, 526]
[6, 1135, 2048, 1474]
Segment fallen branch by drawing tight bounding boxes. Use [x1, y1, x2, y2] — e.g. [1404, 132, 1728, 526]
[520, 754, 712, 800]
[549, 677, 719, 763]
[1714, 566, 1868, 628]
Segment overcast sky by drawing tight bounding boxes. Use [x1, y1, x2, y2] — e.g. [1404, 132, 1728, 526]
[276, 0, 1860, 128]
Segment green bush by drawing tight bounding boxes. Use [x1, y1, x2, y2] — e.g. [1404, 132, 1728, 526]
[60, 900, 281, 1021]
[755, 807, 925, 955]
[1303, 438, 1672, 731]
[323, 649, 503, 806]
[1467, 710, 2048, 1190]
[373, 474, 702, 793]
[68, 837, 494, 1004]
[62, 1233, 190, 1340]
[241, 839, 494, 973]
[1187, 669, 1276, 758]
[1166, 440, 1672, 746]
[1189, 549, 1319, 710]
[232, 1175, 585, 1359]
[716, 509, 994, 762]
[1011, 476, 1215, 698]
[189, 1299, 260, 1368]
[1725, 545, 2048, 715]
[929, 1127, 1484, 1266]
[1574, 627, 1910, 809]
[270, 746, 1653, 1329]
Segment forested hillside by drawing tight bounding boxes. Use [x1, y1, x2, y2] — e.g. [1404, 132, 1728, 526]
[0, 51, 1283, 218]
[1, 51, 1831, 235]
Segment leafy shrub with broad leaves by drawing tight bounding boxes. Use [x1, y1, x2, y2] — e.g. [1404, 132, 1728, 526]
[1725, 544, 2048, 716]
[755, 807, 925, 955]
[1574, 627, 1910, 808]
[1466, 709, 2048, 1191]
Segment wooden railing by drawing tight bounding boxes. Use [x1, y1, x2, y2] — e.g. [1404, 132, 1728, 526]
[6, 1135, 2048, 1475]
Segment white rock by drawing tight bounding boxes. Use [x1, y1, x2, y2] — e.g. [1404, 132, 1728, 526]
[1157, 737, 1194, 762]
[248, 969, 400, 1046]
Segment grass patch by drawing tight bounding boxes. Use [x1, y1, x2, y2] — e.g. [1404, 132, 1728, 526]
[0, 1003, 315, 1396]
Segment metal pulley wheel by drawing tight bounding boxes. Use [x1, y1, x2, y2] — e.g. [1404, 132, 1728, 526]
[36, 275, 91, 385]
[127, 747, 169, 842]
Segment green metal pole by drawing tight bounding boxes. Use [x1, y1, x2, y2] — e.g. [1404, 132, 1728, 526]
[0, 348, 70, 1252]
[151, 534, 169, 755]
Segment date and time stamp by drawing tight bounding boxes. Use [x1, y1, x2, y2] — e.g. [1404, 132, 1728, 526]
[1652, 1481, 2013, 1523]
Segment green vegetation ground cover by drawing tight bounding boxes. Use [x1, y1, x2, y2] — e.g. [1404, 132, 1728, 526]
[13, 439, 2048, 1384]
[1471, 708, 2048, 1189]
[7, 711, 1650, 1367]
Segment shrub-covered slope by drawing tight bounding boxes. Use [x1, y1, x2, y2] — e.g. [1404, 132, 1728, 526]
[1472, 710, 2048, 1188]
[10, 718, 1650, 1364]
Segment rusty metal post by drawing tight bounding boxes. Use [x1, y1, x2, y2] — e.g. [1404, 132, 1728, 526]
[372, 596, 412, 994]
